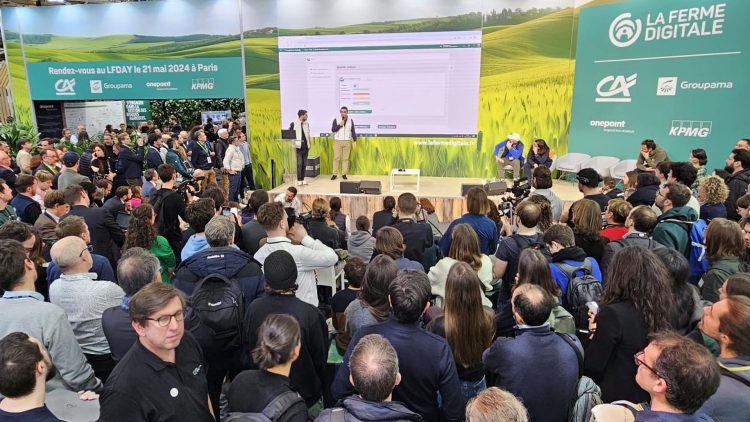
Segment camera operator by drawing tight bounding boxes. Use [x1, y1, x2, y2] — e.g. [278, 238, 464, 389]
[151, 163, 194, 262]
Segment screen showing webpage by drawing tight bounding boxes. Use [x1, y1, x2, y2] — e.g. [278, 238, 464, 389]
[278, 31, 482, 138]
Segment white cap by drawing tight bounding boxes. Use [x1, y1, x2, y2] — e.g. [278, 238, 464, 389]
[507, 132, 521, 141]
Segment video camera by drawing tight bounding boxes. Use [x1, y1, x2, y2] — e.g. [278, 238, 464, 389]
[497, 178, 532, 214]
[285, 207, 312, 232]
[175, 175, 204, 202]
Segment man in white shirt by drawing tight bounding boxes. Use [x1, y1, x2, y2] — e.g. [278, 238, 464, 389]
[330, 106, 357, 180]
[15, 139, 33, 174]
[254, 201, 337, 307]
[274, 186, 303, 216]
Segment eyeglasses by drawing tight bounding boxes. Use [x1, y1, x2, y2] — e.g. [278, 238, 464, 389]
[146, 310, 185, 327]
[78, 245, 93, 258]
[634, 350, 663, 378]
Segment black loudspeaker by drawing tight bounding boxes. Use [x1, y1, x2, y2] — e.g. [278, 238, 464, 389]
[484, 181, 508, 196]
[340, 181, 361, 194]
[461, 184, 483, 196]
[360, 180, 382, 195]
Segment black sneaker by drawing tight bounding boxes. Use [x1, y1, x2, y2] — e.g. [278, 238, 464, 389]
[331, 175, 337, 180]
[342, 175, 348, 180]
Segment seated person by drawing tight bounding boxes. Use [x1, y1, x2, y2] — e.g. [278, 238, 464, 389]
[494, 132, 524, 180]
[636, 139, 669, 173]
[522, 138, 553, 179]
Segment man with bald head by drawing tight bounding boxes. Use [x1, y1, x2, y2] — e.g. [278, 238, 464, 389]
[49, 236, 124, 382]
[484, 283, 579, 422]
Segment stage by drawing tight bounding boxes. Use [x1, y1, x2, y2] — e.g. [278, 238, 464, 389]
[268, 174, 584, 223]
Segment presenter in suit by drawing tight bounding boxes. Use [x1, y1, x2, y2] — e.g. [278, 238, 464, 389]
[289, 109, 311, 186]
[331, 106, 357, 180]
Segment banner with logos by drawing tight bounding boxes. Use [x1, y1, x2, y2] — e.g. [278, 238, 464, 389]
[570, 0, 750, 170]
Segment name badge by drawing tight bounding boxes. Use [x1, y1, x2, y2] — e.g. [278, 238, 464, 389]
[207, 157, 212, 164]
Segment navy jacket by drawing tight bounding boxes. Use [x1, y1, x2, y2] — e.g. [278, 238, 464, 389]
[627, 184, 660, 207]
[332, 317, 463, 422]
[439, 213, 498, 256]
[484, 325, 579, 422]
[10, 193, 41, 225]
[316, 396, 422, 421]
[146, 146, 164, 170]
[64, 205, 125, 270]
[190, 142, 214, 171]
[173, 246, 264, 305]
[117, 145, 145, 179]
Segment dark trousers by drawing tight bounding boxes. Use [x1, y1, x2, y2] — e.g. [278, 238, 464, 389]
[84, 353, 117, 383]
[296, 148, 309, 181]
[239, 164, 255, 192]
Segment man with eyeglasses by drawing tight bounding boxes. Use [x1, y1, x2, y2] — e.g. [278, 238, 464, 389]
[100, 282, 214, 422]
[0, 239, 102, 394]
[49, 236, 124, 383]
[591, 332, 719, 421]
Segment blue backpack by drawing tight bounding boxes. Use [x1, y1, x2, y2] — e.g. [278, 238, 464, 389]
[665, 218, 709, 278]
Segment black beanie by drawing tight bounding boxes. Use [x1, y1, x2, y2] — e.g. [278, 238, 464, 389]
[264, 250, 298, 291]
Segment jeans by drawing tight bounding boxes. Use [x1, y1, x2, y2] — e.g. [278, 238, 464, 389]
[240, 164, 255, 191]
[296, 147, 309, 181]
[228, 173, 241, 202]
[460, 376, 487, 404]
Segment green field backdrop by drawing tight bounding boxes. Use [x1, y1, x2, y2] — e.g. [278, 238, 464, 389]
[1, 0, 585, 189]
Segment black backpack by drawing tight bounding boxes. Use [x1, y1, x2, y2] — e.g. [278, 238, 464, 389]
[506, 234, 551, 284]
[224, 391, 304, 422]
[185, 273, 245, 355]
[150, 189, 177, 234]
[553, 258, 603, 329]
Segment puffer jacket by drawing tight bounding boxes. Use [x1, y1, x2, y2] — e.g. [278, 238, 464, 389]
[173, 246, 264, 305]
[315, 396, 422, 422]
[653, 206, 698, 258]
[347, 231, 375, 263]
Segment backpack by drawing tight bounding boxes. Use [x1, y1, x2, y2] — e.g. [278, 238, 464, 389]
[553, 259, 603, 329]
[506, 234, 551, 284]
[150, 189, 178, 233]
[185, 273, 245, 355]
[556, 332, 603, 422]
[664, 218, 709, 278]
[224, 391, 304, 422]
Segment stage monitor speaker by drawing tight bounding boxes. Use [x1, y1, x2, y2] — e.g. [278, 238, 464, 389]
[360, 180, 382, 195]
[340, 181, 361, 194]
[484, 181, 508, 196]
[461, 184, 484, 197]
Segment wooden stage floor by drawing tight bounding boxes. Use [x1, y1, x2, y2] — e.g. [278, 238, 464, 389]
[268, 174, 583, 223]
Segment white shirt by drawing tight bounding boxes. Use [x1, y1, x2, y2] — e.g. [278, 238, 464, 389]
[223, 144, 245, 172]
[274, 193, 302, 216]
[333, 117, 353, 141]
[254, 236, 338, 307]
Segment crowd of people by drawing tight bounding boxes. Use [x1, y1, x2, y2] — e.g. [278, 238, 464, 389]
[0, 131, 749, 422]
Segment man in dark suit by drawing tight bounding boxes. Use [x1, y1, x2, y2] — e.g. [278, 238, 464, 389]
[102, 186, 132, 218]
[62, 185, 125, 270]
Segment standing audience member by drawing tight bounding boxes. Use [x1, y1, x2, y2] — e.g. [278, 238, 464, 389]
[0, 239, 102, 394]
[392, 193, 434, 264]
[465, 387, 528, 422]
[344, 255, 398, 346]
[348, 216, 376, 263]
[0, 222, 48, 300]
[724, 148, 750, 221]
[33, 171, 54, 208]
[10, 174, 42, 225]
[584, 246, 674, 403]
[429, 223, 493, 308]
[439, 187, 498, 256]
[151, 164, 190, 261]
[698, 175, 729, 222]
[0, 179, 18, 225]
[180, 198, 216, 261]
[735, 194, 750, 221]
[102, 248, 161, 362]
[569, 198, 610, 262]
[601, 199, 632, 241]
[240, 189, 269, 256]
[593, 332, 719, 421]
[317, 334, 421, 421]
[530, 166, 562, 222]
[653, 248, 702, 335]
[99, 283, 214, 422]
[484, 284, 579, 422]
[49, 236, 124, 382]
[123, 204, 176, 284]
[332, 257, 366, 352]
[243, 250, 328, 414]
[698, 295, 750, 421]
[690, 148, 708, 193]
[515, 248, 575, 333]
[222, 134, 245, 202]
[428, 263, 494, 404]
[254, 202, 338, 307]
[372, 196, 397, 236]
[544, 224, 603, 305]
[375, 227, 424, 272]
[228, 314, 309, 422]
[56, 152, 88, 192]
[35, 190, 68, 242]
[102, 186, 132, 218]
[700, 218, 744, 303]
[653, 182, 698, 258]
[15, 139, 33, 174]
[332, 270, 463, 422]
[47, 216, 116, 286]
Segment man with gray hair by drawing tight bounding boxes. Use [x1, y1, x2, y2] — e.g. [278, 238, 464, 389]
[173, 215, 264, 412]
[101, 247, 162, 362]
[215, 127, 230, 198]
[49, 236, 124, 382]
[465, 387, 528, 422]
[316, 334, 421, 421]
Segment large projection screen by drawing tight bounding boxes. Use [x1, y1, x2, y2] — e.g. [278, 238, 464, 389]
[278, 31, 482, 138]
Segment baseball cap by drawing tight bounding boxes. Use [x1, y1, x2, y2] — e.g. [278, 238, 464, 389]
[62, 152, 80, 167]
[507, 133, 521, 141]
[576, 168, 602, 187]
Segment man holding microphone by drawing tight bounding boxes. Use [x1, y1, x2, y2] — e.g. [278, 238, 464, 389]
[331, 106, 357, 180]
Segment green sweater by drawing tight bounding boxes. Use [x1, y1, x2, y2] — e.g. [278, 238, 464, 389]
[701, 257, 741, 303]
[151, 235, 176, 283]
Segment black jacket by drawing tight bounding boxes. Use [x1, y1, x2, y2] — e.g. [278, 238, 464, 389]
[725, 168, 750, 220]
[146, 146, 163, 170]
[308, 218, 340, 249]
[627, 184, 659, 207]
[64, 205, 125, 270]
[116, 145, 145, 180]
[372, 210, 396, 236]
[317, 396, 422, 421]
[600, 233, 666, 280]
[392, 219, 433, 263]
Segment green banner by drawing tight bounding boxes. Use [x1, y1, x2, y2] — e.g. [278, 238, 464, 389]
[570, 0, 749, 171]
[27, 58, 243, 100]
[125, 100, 151, 124]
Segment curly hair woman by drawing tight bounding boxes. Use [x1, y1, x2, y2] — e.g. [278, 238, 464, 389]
[698, 175, 729, 222]
[123, 204, 176, 283]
